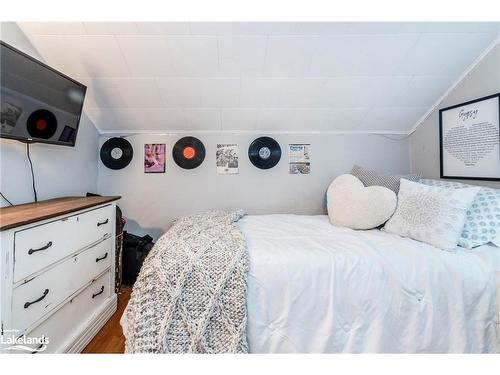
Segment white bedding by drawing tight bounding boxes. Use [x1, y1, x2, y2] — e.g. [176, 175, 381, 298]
[240, 214, 500, 353]
[121, 214, 500, 353]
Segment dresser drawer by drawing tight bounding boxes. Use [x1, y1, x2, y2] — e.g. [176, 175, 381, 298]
[13, 204, 114, 283]
[11, 238, 113, 333]
[22, 270, 112, 354]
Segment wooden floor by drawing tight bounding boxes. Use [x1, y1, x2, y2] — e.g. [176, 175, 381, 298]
[82, 285, 132, 354]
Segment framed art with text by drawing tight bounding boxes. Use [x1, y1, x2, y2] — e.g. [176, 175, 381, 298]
[439, 93, 500, 181]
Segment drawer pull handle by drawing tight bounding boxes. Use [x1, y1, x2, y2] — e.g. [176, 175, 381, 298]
[24, 289, 49, 309]
[96, 252, 108, 262]
[28, 241, 52, 255]
[97, 219, 109, 227]
[92, 286, 105, 299]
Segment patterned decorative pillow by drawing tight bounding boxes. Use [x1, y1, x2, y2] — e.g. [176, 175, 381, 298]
[383, 179, 480, 251]
[421, 178, 500, 248]
[351, 165, 421, 193]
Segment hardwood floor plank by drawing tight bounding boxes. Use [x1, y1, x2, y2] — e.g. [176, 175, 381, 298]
[82, 285, 132, 354]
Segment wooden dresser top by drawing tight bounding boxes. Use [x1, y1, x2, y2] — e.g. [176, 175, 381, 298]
[0, 196, 121, 231]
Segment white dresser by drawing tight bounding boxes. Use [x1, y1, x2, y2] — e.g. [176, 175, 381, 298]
[0, 196, 120, 353]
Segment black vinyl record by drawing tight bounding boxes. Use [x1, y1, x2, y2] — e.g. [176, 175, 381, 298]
[248, 136, 281, 169]
[27, 109, 58, 139]
[100, 137, 134, 170]
[173, 136, 206, 169]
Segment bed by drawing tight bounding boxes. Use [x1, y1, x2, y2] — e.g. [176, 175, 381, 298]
[122, 214, 500, 353]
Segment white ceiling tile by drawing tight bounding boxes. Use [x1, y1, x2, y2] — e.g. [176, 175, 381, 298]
[297, 22, 495, 35]
[18, 22, 86, 35]
[395, 33, 497, 76]
[323, 108, 369, 130]
[31, 35, 129, 77]
[20, 22, 500, 134]
[290, 108, 369, 131]
[240, 78, 284, 107]
[319, 77, 387, 107]
[392, 76, 451, 107]
[188, 22, 220, 35]
[220, 109, 259, 130]
[136, 22, 191, 35]
[150, 109, 187, 130]
[88, 108, 187, 131]
[117, 36, 176, 76]
[155, 78, 201, 107]
[290, 22, 354, 35]
[271, 79, 329, 107]
[309, 34, 419, 76]
[78, 78, 122, 108]
[256, 109, 299, 131]
[189, 22, 297, 35]
[113, 79, 164, 107]
[83, 22, 139, 35]
[366, 76, 413, 106]
[79, 78, 163, 108]
[85, 107, 112, 130]
[199, 79, 240, 107]
[167, 36, 219, 76]
[188, 22, 500, 35]
[422, 22, 500, 34]
[359, 107, 427, 132]
[264, 36, 319, 77]
[184, 108, 221, 130]
[255, 108, 367, 131]
[218, 36, 267, 76]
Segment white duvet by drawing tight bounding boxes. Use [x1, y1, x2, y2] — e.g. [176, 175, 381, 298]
[122, 214, 500, 353]
[239, 214, 500, 353]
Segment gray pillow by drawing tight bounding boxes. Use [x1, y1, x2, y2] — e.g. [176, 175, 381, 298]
[351, 165, 421, 193]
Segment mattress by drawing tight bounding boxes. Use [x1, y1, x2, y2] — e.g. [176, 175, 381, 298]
[240, 214, 500, 353]
[121, 214, 500, 353]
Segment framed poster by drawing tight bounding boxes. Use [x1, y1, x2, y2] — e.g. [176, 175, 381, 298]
[440, 93, 500, 180]
[289, 144, 311, 174]
[144, 144, 166, 173]
[216, 143, 238, 174]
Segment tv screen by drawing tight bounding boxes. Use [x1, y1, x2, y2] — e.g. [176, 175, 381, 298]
[0, 41, 86, 146]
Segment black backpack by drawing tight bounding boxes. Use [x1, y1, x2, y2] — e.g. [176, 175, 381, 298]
[122, 231, 154, 285]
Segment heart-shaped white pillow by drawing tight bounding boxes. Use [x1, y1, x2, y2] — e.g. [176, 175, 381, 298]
[327, 174, 397, 230]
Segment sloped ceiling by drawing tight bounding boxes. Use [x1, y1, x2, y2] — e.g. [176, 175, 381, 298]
[17, 22, 500, 134]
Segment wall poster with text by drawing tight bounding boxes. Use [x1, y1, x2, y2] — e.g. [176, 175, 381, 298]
[289, 144, 311, 174]
[216, 143, 239, 174]
[440, 93, 500, 180]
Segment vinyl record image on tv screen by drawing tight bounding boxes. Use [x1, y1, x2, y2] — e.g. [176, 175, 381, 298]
[0, 41, 86, 146]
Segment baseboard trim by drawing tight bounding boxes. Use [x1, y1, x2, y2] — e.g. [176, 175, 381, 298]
[65, 294, 118, 353]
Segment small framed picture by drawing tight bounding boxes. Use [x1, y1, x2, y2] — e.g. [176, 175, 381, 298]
[289, 144, 311, 174]
[440, 93, 500, 180]
[216, 144, 239, 174]
[144, 144, 166, 173]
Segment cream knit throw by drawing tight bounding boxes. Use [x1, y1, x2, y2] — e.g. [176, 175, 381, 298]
[124, 210, 248, 353]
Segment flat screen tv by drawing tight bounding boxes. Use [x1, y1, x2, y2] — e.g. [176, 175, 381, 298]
[0, 41, 86, 146]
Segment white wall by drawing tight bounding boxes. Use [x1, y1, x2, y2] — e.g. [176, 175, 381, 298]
[97, 133, 410, 239]
[410, 43, 500, 188]
[0, 22, 100, 206]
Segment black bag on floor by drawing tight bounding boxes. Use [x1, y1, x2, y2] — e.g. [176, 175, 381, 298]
[122, 231, 154, 285]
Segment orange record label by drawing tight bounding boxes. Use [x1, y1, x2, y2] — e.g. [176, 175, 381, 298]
[183, 146, 196, 160]
[36, 119, 47, 130]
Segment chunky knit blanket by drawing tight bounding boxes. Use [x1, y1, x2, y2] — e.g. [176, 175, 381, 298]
[124, 210, 248, 353]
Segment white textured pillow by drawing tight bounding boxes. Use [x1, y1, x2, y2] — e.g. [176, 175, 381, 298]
[327, 174, 397, 230]
[383, 179, 480, 250]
